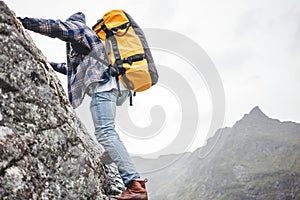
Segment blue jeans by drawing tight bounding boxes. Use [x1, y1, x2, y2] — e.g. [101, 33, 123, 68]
[90, 89, 140, 185]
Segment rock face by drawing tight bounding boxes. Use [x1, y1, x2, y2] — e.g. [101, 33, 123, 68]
[0, 1, 123, 199]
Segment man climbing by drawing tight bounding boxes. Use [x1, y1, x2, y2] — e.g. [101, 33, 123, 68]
[18, 12, 148, 200]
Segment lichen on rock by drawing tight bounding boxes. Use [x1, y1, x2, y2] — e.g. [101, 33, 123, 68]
[0, 1, 123, 199]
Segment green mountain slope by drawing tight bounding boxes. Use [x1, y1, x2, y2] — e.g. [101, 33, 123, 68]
[134, 107, 300, 200]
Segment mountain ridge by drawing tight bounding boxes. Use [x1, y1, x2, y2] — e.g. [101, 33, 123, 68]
[133, 106, 300, 199]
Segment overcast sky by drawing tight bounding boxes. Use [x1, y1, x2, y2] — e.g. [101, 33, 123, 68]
[4, 0, 300, 156]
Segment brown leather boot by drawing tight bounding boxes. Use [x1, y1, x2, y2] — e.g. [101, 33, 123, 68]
[114, 179, 148, 200]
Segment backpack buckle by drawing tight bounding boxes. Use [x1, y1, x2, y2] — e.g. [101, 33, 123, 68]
[123, 57, 133, 65]
[109, 65, 119, 77]
[116, 59, 123, 66]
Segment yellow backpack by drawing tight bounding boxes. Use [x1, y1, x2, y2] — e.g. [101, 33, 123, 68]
[93, 10, 158, 105]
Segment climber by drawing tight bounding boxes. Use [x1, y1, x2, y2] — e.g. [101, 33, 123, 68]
[18, 12, 148, 200]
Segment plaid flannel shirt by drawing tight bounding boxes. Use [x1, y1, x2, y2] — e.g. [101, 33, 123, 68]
[21, 15, 109, 108]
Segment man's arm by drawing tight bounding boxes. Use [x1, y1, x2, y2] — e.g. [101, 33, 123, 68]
[18, 17, 89, 47]
[49, 62, 67, 75]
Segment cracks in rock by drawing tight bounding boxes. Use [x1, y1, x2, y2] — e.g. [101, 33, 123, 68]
[30, 71, 47, 85]
[0, 78, 18, 93]
[0, 122, 68, 177]
[0, 155, 25, 177]
[0, 137, 28, 177]
[38, 122, 66, 133]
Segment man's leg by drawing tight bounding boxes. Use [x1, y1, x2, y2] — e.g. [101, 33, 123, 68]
[90, 89, 140, 185]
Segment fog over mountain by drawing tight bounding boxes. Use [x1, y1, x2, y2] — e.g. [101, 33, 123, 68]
[133, 106, 300, 199]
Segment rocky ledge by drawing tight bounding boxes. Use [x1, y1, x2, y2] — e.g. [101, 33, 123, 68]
[0, 1, 123, 199]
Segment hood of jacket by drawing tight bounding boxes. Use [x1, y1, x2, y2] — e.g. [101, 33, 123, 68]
[66, 12, 86, 24]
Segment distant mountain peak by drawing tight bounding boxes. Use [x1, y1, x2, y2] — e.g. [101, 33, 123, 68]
[233, 106, 271, 129]
[242, 106, 269, 120]
[249, 106, 266, 117]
